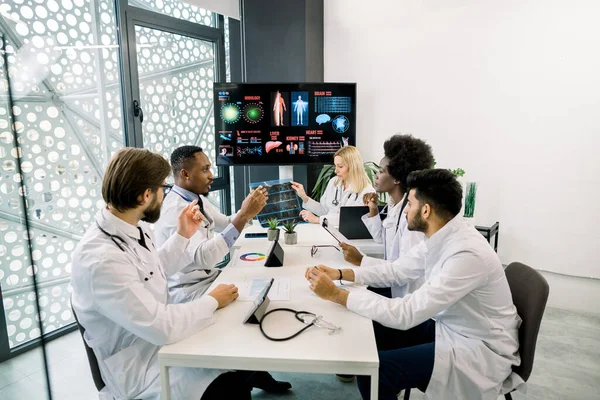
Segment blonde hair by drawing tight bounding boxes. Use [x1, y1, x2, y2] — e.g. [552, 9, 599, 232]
[333, 146, 371, 193]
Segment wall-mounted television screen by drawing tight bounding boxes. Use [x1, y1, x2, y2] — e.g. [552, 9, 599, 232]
[214, 83, 356, 165]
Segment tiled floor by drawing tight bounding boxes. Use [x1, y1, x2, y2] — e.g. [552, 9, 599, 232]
[0, 331, 97, 400]
[0, 307, 599, 399]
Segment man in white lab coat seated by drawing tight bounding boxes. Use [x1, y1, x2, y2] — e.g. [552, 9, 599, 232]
[340, 134, 434, 300]
[70, 148, 278, 400]
[155, 145, 264, 303]
[306, 169, 523, 400]
[154, 145, 291, 393]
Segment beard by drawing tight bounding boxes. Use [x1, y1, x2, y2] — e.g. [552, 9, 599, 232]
[141, 194, 162, 223]
[201, 181, 213, 196]
[407, 210, 428, 232]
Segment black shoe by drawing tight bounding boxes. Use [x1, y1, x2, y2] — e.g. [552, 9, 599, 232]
[336, 374, 356, 383]
[249, 371, 292, 393]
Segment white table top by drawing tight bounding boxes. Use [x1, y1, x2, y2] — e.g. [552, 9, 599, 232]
[230, 242, 348, 268]
[234, 221, 384, 257]
[158, 266, 379, 375]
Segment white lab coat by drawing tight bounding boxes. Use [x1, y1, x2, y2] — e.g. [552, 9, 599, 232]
[347, 215, 524, 400]
[154, 191, 232, 303]
[360, 195, 425, 298]
[70, 208, 221, 400]
[303, 177, 375, 227]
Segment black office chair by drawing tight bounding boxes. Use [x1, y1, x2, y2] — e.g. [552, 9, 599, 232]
[503, 262, 549, 399]
[402, 262, 549, 400]
[71, 304, 107, 392]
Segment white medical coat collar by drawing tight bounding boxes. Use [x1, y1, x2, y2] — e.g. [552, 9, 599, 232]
[424, 214, 463, 253]
[97, 208, 142, 241]
[386, 193, 407, 211]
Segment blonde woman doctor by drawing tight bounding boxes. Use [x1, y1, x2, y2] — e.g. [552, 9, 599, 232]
[291, 145, 374, 227]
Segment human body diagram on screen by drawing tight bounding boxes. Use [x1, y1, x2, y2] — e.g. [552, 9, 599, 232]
[273, 91, 287, 126]
[294, 96, 306, 125]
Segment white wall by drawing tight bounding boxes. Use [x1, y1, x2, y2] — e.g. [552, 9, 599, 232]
[325, 0, 600, 313]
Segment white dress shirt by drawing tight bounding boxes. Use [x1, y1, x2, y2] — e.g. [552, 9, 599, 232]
[360, 195, 425, 298]
[70, 208, 221, 400]
[303, 177, 375, 227]
[347, 215, 524, 400]
[154, 186, 240, 304]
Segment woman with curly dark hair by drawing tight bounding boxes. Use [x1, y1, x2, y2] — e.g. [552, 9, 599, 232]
[341, 134, 434, 298]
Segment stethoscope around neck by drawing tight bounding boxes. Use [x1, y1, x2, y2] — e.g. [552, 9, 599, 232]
[332, 186, 358, 206]
[95, 221, 155, 282]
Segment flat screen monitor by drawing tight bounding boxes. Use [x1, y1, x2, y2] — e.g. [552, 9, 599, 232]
[214, 83, 356, 165]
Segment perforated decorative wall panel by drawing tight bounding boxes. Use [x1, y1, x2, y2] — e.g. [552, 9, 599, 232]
[0, 0, 124, 348]
[131, 0, 215, 27]
[135, 26, 217, 174]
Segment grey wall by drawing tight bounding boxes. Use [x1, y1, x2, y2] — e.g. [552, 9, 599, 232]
[233, 0, 324, 208]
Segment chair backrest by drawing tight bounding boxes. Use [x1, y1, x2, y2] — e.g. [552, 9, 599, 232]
[505, 262, 549, 382]
[71, 304, 106, 392]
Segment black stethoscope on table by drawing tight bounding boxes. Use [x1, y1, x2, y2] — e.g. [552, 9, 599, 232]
[331, 186, 358, 206]
[259, 308, 341, 341]
[95, 221, 155, 282]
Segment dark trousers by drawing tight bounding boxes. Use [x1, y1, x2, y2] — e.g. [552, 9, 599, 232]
[357, 320, 436, 400]
[201, 371, 254, 400]
[367, 286, 392, 298]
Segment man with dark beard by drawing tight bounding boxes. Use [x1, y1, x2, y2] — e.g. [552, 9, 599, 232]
[71, 147, 259, 399]
[305, 169, 522, 400]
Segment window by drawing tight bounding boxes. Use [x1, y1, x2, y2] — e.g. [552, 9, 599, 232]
[0, 0, 124, 349]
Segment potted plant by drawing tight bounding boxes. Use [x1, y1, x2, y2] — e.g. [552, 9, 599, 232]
[282, 220, 298, 245]
[266, 218, 279, 241]
[463, 181, 477, 223]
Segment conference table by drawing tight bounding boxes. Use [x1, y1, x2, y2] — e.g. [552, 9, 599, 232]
[233, 220, 385, 257]
[158, 223, 383, 400]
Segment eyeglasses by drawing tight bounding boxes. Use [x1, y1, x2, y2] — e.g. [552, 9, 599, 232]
[310, 245, 340, 257]
[296, 312, 341, 335]
[161, 184, 173, 196]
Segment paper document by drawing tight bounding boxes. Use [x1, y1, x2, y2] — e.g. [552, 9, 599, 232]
[231, 248, 274, 267]
[236, 277, 291, 302]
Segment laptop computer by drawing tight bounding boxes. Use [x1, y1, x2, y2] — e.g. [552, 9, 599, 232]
[338, 206, 376, 240]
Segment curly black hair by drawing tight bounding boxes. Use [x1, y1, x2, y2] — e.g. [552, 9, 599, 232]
[170, 145, 203, 176]
[383, 134, 434, 192]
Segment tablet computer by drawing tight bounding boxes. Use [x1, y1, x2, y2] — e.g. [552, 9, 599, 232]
[243, 278, 275, 324]
[338, 206, 374, 240]
[321, 218, 342, 244]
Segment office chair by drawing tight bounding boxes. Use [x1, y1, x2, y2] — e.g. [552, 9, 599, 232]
[71, 301, 144, 400]
[402, 262, 549, 400]
[503, 262, 549, 399]
[71, 303, 107, 392]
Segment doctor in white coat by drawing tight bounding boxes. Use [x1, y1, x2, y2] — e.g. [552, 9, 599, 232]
[291, 145, 375, 227]
[154, 146, 266, 303]
[307, 169, 523, 400]
[71, 148, 257, 400]
[341, 134, 434, 299]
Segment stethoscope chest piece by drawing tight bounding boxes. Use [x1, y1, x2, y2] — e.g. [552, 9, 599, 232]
[332, 187, 340, 206]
